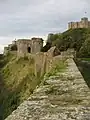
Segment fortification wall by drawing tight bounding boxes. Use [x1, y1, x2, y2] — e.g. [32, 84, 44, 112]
[17, 38, 43, 56]
[17, 40, 32, 57]
[4, 38, 43, 56]
[31, 39, 43, 54]
[68, 17, 90, 29]
[5, 55, 90, 120]
[34, 47, 61, 77]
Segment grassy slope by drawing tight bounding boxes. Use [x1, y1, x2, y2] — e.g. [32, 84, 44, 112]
[62, 28, 90, 42]
[0, 54, 41, 119]
[80, 58, 90, 61]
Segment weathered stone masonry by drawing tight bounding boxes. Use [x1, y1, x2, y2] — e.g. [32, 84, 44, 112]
[68, 17, 90, 29]
[5, 57, 90, 120]
[4, 38, 43, 57]
[17, 38, 43, 56]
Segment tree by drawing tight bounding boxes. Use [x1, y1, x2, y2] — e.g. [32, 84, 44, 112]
[79, 37, 90, 57]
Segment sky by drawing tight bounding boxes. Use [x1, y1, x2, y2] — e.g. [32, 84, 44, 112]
[0, 0, 90, 53]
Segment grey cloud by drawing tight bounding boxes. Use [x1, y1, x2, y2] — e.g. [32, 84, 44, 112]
[0, 0, 89, 43]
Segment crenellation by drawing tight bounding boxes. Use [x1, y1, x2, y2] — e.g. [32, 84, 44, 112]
[68, 17, 90, 29]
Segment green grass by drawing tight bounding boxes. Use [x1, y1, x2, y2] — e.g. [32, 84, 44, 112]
[80, 58, 90, 62]
[0, 54, 42, 120]
[45, 61, 67, 78]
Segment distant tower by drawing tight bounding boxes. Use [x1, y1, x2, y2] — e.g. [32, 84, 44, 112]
[68, 22, 74, 29]
[81, 17, 88, 28]
[31, 38, 43, 53]
[68, 17, 90, 29]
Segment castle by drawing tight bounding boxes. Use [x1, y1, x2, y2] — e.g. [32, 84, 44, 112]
[4, 37, 43, 56]
[68, 17, 90, 29]
[4, 17, 90, 56]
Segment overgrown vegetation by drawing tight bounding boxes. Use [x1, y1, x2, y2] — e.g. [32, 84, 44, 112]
[45, 61, 67, 78]
[0, 54, 42, 120]
[42, 28, 90, 89]
[42, 28, 90, 57]
[75, 58, 90, 88]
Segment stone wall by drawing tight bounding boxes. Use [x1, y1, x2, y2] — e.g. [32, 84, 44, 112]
[5, 57, 90, 120]
[4, 41, 17, 55]
[68, 17, 90, 29]
[34, 47, 61, 77]
[4, 38, 43, 57]
[31, 38, 43, 54]
[17, 39, 32, 57]
[17, 38, 43, 57]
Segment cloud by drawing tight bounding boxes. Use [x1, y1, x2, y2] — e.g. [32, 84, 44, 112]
[0, 0, 89, 53]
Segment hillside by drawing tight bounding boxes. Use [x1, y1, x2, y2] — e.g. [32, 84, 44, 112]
[43, 28, 90, 57]
[0, 53, 42, 119]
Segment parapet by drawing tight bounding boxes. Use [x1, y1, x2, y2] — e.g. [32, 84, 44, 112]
[31, 37, 43, 43]
[68, 17, 90, 29]
[81, 17, 88, 21]
[17, 39, 31, 44]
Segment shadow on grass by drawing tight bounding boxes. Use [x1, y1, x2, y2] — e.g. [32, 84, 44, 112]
[75, 59, 90, 88]
[0, 54, 42, 120]
[0, 73, 41, 120]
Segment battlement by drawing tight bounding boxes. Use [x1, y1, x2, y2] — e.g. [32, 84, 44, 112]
[68, 17, 90, 29]
[17, 39, 31, 44]
[31, 37, 43, 41]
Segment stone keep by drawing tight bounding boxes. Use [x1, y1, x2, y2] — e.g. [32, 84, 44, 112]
[17, 38, 43, 56]
[68, 17, 90, 29]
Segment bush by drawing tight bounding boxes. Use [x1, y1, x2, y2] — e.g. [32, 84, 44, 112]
[43, 28, 90, 58]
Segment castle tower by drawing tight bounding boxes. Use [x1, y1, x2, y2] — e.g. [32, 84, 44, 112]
[31, 38, 43, 53]
[68, 17, 90, 29]
[68, 22, 73, 29]
[81, 17, 89, 28]
[17, 39, 32, 57]
[17, 38, 43, 57]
